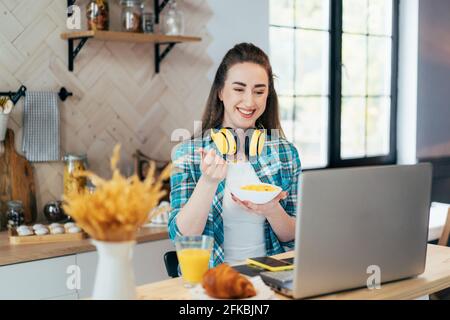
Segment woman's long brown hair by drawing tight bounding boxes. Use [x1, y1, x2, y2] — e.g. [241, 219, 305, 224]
[199, 43, 285, 138]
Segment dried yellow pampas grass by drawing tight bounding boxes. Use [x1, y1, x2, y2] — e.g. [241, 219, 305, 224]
[63, 145, 171, 242]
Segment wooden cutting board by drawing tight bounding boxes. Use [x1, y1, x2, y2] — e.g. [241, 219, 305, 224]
[0, 129, 37, 225]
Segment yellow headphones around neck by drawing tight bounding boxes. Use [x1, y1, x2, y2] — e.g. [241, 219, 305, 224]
[210, 127, 266, 160]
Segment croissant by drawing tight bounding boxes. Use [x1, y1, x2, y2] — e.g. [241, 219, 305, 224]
[202, 263, 256, 299]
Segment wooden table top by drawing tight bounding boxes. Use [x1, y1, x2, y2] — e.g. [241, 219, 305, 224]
[137, 244, 450, 300]
[0, 225, 168, 266]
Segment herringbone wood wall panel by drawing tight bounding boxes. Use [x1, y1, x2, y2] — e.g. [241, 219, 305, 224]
[0, 0, 213, 221]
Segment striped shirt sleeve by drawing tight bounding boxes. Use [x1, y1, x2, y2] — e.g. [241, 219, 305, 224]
[168, 143, 197, 242]
[279, 143, 302, 249]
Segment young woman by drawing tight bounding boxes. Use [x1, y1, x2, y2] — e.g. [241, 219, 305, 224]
[169, 43, 302, 267]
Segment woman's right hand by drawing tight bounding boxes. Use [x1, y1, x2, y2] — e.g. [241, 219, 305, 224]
[175, 149, 227, 236]
[198, 148, 227, 184]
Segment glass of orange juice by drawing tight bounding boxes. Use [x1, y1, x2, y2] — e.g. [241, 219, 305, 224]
[175, 235, 214, 288]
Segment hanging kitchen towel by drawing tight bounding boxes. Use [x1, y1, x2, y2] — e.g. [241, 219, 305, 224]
[22, 91, 60, 162]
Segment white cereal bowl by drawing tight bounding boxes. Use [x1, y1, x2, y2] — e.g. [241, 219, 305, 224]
[231, 183, 282, 205]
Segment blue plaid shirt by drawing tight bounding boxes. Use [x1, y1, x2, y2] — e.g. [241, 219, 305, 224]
[168, 134, 302, 267]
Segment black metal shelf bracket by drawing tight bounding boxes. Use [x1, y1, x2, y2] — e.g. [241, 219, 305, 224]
[66, 0, 90, 72]
[154, 0, 170, 24]
[154, 0, 176, 73]
[68, 37, 90, 72]
[154, 43, 177, 73]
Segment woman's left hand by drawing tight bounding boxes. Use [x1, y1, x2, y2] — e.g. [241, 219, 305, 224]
[231, 191, 288, 218]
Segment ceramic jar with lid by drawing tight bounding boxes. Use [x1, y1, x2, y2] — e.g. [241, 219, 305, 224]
[120, 0, 143, 32]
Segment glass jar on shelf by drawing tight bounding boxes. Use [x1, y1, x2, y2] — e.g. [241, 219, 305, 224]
[86, 0, 109, 31]
[6, 200, 25, 230]
[120, 0, 143, 33]
[161, 0, 184, 35]
[63, 153, 88, 196]
[141, 1, 155, 34]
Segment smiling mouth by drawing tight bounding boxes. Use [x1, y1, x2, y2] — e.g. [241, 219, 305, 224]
[236, 107, 256, 118]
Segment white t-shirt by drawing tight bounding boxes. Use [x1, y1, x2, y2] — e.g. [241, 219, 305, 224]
[222, 161, 266, 265]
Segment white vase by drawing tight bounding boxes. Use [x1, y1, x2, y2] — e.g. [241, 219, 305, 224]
[91, 240, 137, 300]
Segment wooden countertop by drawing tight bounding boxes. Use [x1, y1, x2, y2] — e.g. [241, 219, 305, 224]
[0, 226, 168, 267]
[137, 244, 450, 300]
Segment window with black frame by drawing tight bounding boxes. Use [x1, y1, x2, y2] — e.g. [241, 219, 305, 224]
[270, 0, 398, 169]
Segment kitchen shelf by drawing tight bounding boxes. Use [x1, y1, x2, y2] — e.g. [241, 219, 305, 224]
[60, 31, 201, 73]
[63, 0, 201, 73]
[60, 30, 201, 44]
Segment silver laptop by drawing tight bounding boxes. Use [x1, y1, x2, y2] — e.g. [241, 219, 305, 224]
[260, 163, 432, 299]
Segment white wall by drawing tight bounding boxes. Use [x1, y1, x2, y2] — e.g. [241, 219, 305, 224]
[206, 0, 269, 81]
[397, 0, 419, 164]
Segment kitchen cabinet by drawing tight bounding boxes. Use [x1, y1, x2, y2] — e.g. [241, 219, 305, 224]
[133, 239, 174, 285]
[0, 238, 174, 299]
[45, 292, 80, 300]
[0, 256, 77, 300]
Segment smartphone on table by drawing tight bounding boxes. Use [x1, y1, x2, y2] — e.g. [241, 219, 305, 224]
[246, 256, 294, 272]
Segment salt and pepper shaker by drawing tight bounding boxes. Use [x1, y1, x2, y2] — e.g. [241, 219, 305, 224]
[141, 1, 155, 33]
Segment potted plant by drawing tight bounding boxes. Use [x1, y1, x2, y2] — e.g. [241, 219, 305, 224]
[63, 145, 171, 299]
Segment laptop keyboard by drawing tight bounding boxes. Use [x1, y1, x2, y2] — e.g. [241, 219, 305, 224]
[260, 270, 294, 284]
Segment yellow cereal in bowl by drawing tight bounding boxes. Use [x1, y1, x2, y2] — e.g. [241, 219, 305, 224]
[241, 184, 277, 192]
[233, 183, 282, 204]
